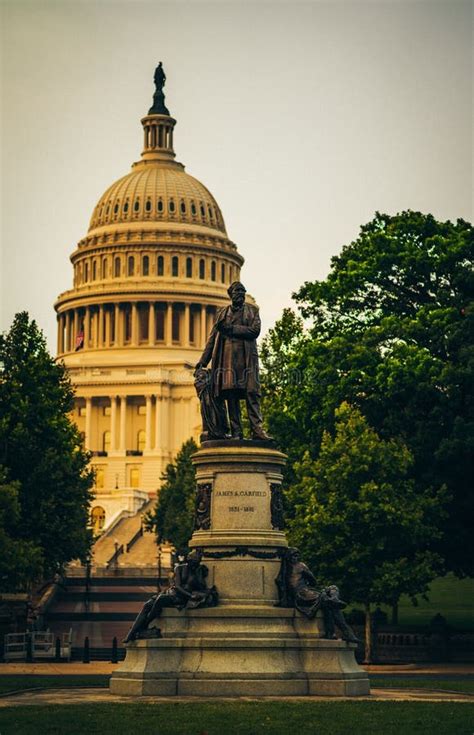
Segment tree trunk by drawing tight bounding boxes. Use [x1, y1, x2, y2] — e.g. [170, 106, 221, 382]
[364, 602, 372, 664]
[391, 602, 399, 626]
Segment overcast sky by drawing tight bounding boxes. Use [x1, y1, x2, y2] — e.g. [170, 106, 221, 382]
[1, 0, 472, 350]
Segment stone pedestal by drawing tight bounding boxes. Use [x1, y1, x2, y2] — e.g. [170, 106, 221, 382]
[110, 442, 370, 697]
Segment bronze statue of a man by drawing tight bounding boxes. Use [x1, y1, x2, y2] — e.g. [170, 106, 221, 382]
[276, 548, 359, 644]
[123, 549, 217, 643]
[149, 61, 170, 116]
[195, 281, 270, 441]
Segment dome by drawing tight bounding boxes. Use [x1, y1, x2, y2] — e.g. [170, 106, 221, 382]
[88, 163, 227, 236]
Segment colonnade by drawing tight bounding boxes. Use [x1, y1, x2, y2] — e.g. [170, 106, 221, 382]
[82, 389, 190, 455]
[58, 301, 217, 355]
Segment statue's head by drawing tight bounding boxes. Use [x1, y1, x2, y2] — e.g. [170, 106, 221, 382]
[287, 547, 300, 563]
[228, 281, 246, 308]
[186, 549, 202, 568]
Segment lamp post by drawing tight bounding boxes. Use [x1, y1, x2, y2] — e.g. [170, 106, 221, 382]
[157, 545, 162, 592]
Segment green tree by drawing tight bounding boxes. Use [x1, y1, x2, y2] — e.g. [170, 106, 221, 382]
[0, 313, 93, 578]
[146, 438, 197, 554]
[0, 468, 43, 591]
[288, 403, 447, 661]
[262, 211, 473, 576]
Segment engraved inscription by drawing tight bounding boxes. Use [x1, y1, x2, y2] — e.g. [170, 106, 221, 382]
[216, 490, 267, 497]
[228, 506, 255, 513]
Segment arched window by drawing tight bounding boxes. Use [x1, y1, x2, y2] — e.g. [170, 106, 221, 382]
[172, 256, 179, 277]
[142, 255, 149, 276]
[221, 263, 225, 282]
[157, 255, 164, 276]
[169, 199, 175, 213]
[114, 257, 121, 277]
[84, 262, 89, 282]
[128, 256, 135, 276]
[199, 259, 205, 279]
[211, 261, 216, 281]
[102, 259, 107, 279]
[180, 200, 186, 214]
[103, 431, 111, 453]
[191, 202, 197, 216]
[92, 261, 97, 280]
[130, 467, 140, 488]
[186, 257, 193, 278]
[137, 430, 146, 452]
[91, 506, 106, 534]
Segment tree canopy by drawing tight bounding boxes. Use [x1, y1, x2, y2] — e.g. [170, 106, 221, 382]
[0, 468, 43, 591]
[262, 211, 473, 577]
[288, 403, 447, 660]
[146, 438, 197, 555]
[0, 312, 93, 587]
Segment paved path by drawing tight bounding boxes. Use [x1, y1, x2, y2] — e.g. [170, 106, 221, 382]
[0, 686, 472, 706]
[0, 662, 472, 675]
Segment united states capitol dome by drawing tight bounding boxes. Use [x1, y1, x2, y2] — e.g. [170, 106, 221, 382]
[89, 164, 227, 237]
[81, 62, 237, 252]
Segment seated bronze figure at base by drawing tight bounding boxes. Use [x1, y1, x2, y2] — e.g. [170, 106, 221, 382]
[276, 547, 359, 644]
[123, 549, 218, 643]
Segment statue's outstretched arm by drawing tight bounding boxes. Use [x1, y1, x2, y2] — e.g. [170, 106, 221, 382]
[173, 566, 193, 599]
[301, 565, 317, 586]
[197, 324, 218, 367]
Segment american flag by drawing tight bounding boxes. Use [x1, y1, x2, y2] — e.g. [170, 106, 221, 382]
[75, 327, 84, 351]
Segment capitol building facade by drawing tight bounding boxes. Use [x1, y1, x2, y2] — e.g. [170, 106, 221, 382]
[55, 71, 244, 533]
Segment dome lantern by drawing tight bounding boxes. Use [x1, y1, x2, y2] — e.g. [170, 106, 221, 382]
[140, 63, 177, 164]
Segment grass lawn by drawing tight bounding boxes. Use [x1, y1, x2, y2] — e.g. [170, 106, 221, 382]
[370, 677, 474, 694]
[0, 702, 473, 735]
[0, 675, 109, 695]
[387, 574, 474, 629]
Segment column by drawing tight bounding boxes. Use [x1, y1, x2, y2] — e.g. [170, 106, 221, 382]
[110, 395, 117, 451]
[166, 303, 173, 346]
[98, 305, 104, 347]
[145, 395, 152, 451]
[73, 310, 79, 351]
[184, 304, 190, 347]
[148, 303, 155, 346]
[57, 315, 62, 355]
[90, 308, 95, 348]
[59, 314, 66, 354]
[154, 389, 162, 451]
[84, 306, 90, 348]
[66, 311, 72, 352]
[207, 308, 215, 335]
[93, 308, 99, 348]
[119, 395, 127, 451]
[161, 388, 170, 456]
[114, 304, 120, 346]
[85, 397, 92, 450]
[105, 308, 111, 347]
[200, 305, 208, 348]
[131, 302, 138, 346]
